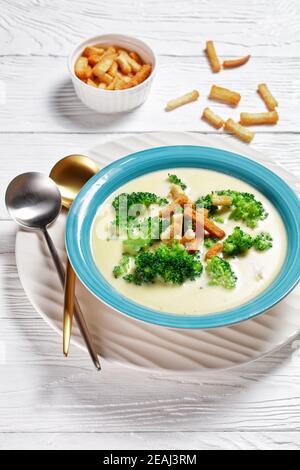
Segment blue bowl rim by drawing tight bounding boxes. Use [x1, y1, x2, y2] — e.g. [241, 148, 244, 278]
[66, 145, 300, 329]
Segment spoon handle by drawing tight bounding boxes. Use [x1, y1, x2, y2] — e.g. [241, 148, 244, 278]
[63, 258, 75, 357]
[43, 228, 101, 371]
[43, 228, 65, 285]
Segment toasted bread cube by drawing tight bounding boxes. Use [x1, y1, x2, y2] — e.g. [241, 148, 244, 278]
[103, 46, 117, 56]
[127, 55, 142, 73]
[82, 46, 105, 58]
[240, 111, 279, 126]
[108, 61, 118, 76]
[202, 107, 224, 129]
[165, 89, 199, 111]
[87, 78, 98, 88]
[211, 195, 233, 206]
[89, 54, 105, 67]
[133, 64, 152, 83]
[209, 85, 241, 106]
[117, 50, 132, 74]
[223, 55, 251, 69]
[93, 56, 115, 77]
[257, 83, 278, 111]
[75, 57, 93, 80]
[205, 242, 223, 260]
[205, 40, 221, 73]
[98, 73, 113, 85]
[129, 51, 142, 64]
[224, 118, 255, 143]
[106, 76, 124, 90]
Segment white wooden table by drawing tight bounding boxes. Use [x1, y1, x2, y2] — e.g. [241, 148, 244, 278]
[1, 0, 300, 450]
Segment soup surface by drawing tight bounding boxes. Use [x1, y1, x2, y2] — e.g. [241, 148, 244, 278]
[91, 168, 287, 315]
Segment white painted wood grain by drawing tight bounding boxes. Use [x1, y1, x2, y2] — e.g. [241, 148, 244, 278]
[1, 133, 300, 219]
[1, 220, 300, 438]
[1, 0, 300, 450]
[1, 432, 300, 450]
[1, 0, 299, 57]
[0, 314, 300, 434]
[0, 55, 298, 132]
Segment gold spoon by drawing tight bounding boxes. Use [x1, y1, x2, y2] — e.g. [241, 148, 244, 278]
[50, 154, 100, 357]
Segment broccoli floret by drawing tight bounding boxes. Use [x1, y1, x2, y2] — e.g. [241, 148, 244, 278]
[217, 190, 267, 228]
[156, 243, 203, 284]
[213, 215, 224, 224]
[206, 256, 237, 289]
[204, 236, 219, 248]
[124, 251, 157, 285]
[195, 194, 218, 215]
[123, 238, 152, 255]
[222, 228, 273, 257]
[124, 242, 203, 285]
[112, 192, 168, 211]
[113, 254, 131, 278]
[123, 216, 169, 254]
[168, 174, 187, 190]
[223, 226, 253, 256]
[112, 192, 168, 230]
[195, 190, 267, 227]
[146, 216, 168, 240]
[253, 232, 273, 251]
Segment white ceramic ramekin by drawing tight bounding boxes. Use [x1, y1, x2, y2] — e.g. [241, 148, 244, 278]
[68, 34, 156, 114]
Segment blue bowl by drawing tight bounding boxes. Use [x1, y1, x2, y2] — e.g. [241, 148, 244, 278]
[66, 145, 300, 329]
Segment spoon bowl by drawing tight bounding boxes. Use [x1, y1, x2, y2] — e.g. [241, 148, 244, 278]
[49, 154, 100, 359]
[5, 171, 100, 370]
[5, 172, 61, 229]
[50, 155, 100, 209]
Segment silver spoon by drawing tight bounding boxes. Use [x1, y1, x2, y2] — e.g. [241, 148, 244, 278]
[5, 172, 101, 370]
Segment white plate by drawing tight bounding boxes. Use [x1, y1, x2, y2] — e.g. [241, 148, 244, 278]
[16, 132, 300, 372]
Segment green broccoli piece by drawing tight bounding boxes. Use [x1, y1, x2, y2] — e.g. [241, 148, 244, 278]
[124, 252, 157, 285]
[223, 226, 253, 256]
[213, 215, 224, 224]
[195, 194, 218, 215]
[253, 232, 273, 251]
[204, 236, 219, 248]
[217, 190, 267, 228]
[113, 254, 131, 278]
[146, 216, 168, 240]
[123, 216, 169, 254]
[112, 192, 168, 229]
[122, 238, 152, 255]
[195, 190, 267, 227]
[112, 192, 168, 211]
[156, 243, 203, 284]
[206, 256, 237, 289]
[222, 228, 273, 257]
[124, 242, 203, 285]
[168, 174, 187, 190]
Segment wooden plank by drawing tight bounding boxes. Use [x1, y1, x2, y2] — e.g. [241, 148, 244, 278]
[1, 221, 300, 434]
[1, 431, 300, 450]
[0, 312, 299, 433]
[1, 132, 300, 219]
[0, 55, 297, 133]
[1, 0, 299, 57]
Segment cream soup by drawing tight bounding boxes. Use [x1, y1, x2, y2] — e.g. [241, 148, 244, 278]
[91, 168, 287, 315]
